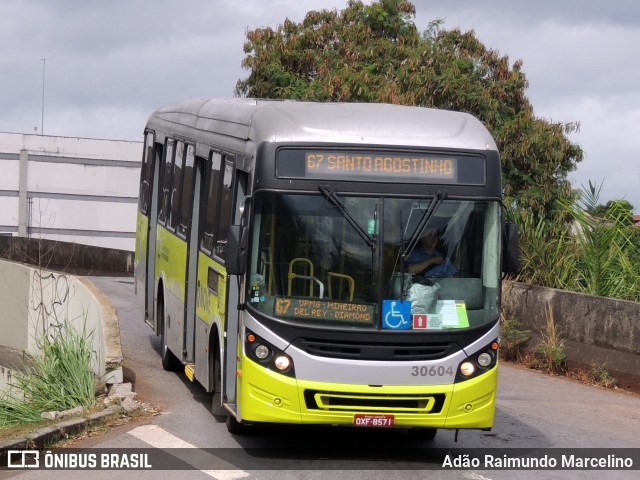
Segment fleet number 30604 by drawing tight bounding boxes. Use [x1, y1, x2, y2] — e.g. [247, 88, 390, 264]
[411, 365, 454, 377]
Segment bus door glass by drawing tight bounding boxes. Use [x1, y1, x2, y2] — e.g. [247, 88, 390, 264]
[219, 156, 242, 405]
[158, 138, 174, 225]
[136, 131, 155, 322]
[145, 142, 163, 327]
[182, 145, 200, 362]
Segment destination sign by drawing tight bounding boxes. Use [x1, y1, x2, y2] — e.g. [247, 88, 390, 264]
[305, 152, 456, 182]
[274, 297, 375, 324]
[276, 149, 486, 185]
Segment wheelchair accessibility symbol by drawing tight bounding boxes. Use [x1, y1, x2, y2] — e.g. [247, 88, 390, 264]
[382, 300, 411, 329]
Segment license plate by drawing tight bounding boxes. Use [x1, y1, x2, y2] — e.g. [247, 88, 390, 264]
[353, 414, 395, 427]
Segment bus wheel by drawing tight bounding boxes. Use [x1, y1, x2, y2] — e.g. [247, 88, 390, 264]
[226, 415, 250, 435]
[407, 428, 437, 441]
[158, 297, 181, 372]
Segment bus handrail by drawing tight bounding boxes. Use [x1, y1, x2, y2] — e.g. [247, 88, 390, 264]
[288, 258, 325, 299]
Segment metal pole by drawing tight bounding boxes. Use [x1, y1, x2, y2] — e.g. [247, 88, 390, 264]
[41, 58, 45, 135]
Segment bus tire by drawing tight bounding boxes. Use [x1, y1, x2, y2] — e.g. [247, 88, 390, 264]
[407, 427, 437, 441]
[226, 415, 250, 435]
[158, 296, 181, 372]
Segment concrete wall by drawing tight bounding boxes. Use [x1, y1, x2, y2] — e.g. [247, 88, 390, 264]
[0, 132, 142, 251]
[504, 281, 640, 391]
[0, 259, 123, 393]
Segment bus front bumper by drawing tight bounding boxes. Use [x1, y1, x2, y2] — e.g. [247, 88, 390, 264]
[237, 359, 497, 430]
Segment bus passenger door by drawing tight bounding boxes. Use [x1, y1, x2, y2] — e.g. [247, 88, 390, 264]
[136, 133, 161, 328]
[222, 164, 247, 410]
[183, 147, 202, 362]
[146, 150, 161, 328]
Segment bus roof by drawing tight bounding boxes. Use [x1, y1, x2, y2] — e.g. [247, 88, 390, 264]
[147, 98, 497, 152]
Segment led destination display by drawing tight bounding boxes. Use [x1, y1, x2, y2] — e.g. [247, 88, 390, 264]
[306, 152, 456, 181]
[275, 298, 374, 324]
[276, 149, 486, 185]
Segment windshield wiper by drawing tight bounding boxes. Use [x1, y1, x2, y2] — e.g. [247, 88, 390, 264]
[318, 185, 376, 249]
[401, 190, 447, 260]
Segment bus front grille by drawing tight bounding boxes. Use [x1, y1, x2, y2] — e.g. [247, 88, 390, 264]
[294, 338, 458, 361]
[304, 390, 446, 414]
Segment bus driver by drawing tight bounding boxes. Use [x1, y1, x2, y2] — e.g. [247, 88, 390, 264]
[406, 229, 457, 278]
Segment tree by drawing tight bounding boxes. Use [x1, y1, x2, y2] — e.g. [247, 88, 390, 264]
[236, 0, 583, 217]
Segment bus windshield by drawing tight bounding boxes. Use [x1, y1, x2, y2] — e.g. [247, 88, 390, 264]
[246, 192, 501, 331]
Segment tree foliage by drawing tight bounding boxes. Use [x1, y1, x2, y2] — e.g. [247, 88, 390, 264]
[513, 181, 640, 302]
[236, 0, 583, 216]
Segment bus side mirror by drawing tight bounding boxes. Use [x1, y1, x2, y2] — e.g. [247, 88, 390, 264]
[226, 225, 247, 275]
[502, 223, 520, 274]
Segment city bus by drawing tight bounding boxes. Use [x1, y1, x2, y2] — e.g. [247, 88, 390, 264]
[134, 99, 518, 438]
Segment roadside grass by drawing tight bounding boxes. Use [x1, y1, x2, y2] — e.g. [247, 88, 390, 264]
[572, 365, 618, 390]
[530, 305, 567, 375]
[499, 316, 531, 362]
[0, 319, 97, 428]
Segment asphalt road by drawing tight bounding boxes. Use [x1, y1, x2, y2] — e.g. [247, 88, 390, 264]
[4, 275, 640, 480]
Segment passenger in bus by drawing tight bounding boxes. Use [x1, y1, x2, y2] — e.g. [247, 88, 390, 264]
[406, 229, 457, 278]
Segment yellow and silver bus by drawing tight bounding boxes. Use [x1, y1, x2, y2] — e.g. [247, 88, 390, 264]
[134, 99, 518, 438]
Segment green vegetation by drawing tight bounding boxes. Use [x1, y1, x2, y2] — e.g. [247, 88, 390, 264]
[499, 316, 531, 362]
[531, 306, 567, 374]
[0, 320, 96, 427]
[584, 366, 617, 389]
[563, 183, 640, 300]
[515, 181, 640, 302]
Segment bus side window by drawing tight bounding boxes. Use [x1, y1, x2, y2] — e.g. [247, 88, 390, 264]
[168, 140, 185, 231]
[201, 151, 222, 254]
[234, 169, 248, 224]
[139, 132, 154, 215]
[152, 143, 164, 219]
[177, 145, 196, 238]
[158, 138, 174, 225]
[216, 156, 235, 259]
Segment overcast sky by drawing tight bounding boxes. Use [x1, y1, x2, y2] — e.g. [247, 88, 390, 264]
[1, 0, 639, 212]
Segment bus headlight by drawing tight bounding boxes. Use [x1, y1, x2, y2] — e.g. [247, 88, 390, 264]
[245, 329, 295, 377]
[477, 352, 493, 367]
[254, 344, 270, 360]
[455, 339, 499, 383]
[459, 361, 476, 377]
[274, 355, 292, 372]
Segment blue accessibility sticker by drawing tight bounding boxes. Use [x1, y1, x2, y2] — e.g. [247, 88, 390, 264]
[382, 300, 412, 329]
